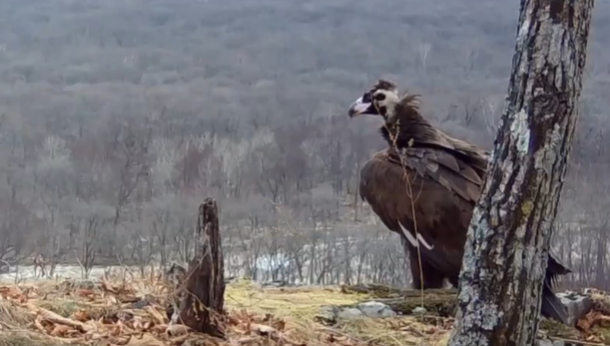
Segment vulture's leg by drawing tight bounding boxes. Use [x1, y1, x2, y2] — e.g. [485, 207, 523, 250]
[401, 237, 444, 289]
[448, 275, 459, 289]
[409, 250, 445, 289]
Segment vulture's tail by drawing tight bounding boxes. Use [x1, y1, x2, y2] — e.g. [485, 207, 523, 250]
[540, 253, 571, 325]
[540, 278, 569, 325]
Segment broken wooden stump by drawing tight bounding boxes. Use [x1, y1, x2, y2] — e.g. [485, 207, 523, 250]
[172, 198, 226, 338]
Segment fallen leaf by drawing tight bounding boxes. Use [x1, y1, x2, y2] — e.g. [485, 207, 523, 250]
[166, 324, 189, 336]
[125, 333, 166, 346]
[50, 324, 71, 336]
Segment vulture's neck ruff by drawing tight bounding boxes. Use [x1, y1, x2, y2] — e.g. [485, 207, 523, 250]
[379, 94, 441, 149]
[379, 94, 489, 173]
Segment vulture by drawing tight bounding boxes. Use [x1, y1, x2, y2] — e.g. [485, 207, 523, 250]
[347, 79, 571, 324]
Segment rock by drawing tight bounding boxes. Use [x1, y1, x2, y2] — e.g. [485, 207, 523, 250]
[537, 338, 564, 346]
[317, 305, 338, 323]
[412, 307, 427, 316]
[356, 301, 396, 318]
[337, 307, 364, 319]
[58, 279, 98, 290]
[557, 291, 593, 326]
[317, 301, 396, 323]
[261, 280, 290, 288]
[132, 299, 151, 309]
[537, 338, 578, 346]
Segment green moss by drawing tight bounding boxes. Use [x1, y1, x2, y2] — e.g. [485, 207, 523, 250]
[384, 293, 457, 317]
[521, 201, 533, 217]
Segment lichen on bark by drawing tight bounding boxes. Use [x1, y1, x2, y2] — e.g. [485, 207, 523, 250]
[447, 1, 594, 346]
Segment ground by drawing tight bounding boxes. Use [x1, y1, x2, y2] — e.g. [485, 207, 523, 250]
[0, 271, 609, 346]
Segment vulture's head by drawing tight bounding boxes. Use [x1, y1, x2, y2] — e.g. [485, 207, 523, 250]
[348, 79, 401, 122]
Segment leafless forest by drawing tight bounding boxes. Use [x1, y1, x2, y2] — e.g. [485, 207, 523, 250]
[0, 0, 608, 289]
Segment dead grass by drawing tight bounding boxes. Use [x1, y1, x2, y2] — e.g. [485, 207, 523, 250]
[225, 280, 452, 346]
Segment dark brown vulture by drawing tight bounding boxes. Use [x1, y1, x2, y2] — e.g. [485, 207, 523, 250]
[347, 79, 571, 324]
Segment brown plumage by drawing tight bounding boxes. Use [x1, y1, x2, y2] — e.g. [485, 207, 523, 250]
[348, 79, 571, 324]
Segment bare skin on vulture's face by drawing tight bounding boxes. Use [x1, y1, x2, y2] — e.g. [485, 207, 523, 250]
[348, 79, 401, 122]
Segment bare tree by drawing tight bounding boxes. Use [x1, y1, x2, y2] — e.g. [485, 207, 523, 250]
[69, 200, 114, 278]
[448, 1, 594, 346]
[107, 122, 150, 256]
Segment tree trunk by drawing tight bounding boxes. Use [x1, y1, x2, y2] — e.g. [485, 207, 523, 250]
[177, 198, 226, 338]
[447, 1, 594, 346]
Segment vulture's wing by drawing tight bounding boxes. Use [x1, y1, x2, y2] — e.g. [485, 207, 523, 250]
[385, 146, 485, 203]
[415, 131, 490, 183]
[359, 147, 484, 278]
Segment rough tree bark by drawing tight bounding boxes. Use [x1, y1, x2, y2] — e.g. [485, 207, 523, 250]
[447, 1, 594, 346]
[176, 198, 226, 338]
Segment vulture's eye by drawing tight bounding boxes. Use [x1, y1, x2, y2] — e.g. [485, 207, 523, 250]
[374, 93, 386, 101]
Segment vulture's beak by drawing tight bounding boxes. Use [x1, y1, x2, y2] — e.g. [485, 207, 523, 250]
[348, 96, 376, 118]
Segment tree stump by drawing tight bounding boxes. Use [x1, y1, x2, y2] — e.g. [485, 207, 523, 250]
[175, 198, 226, 338]
[447, 1, 594, 346]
